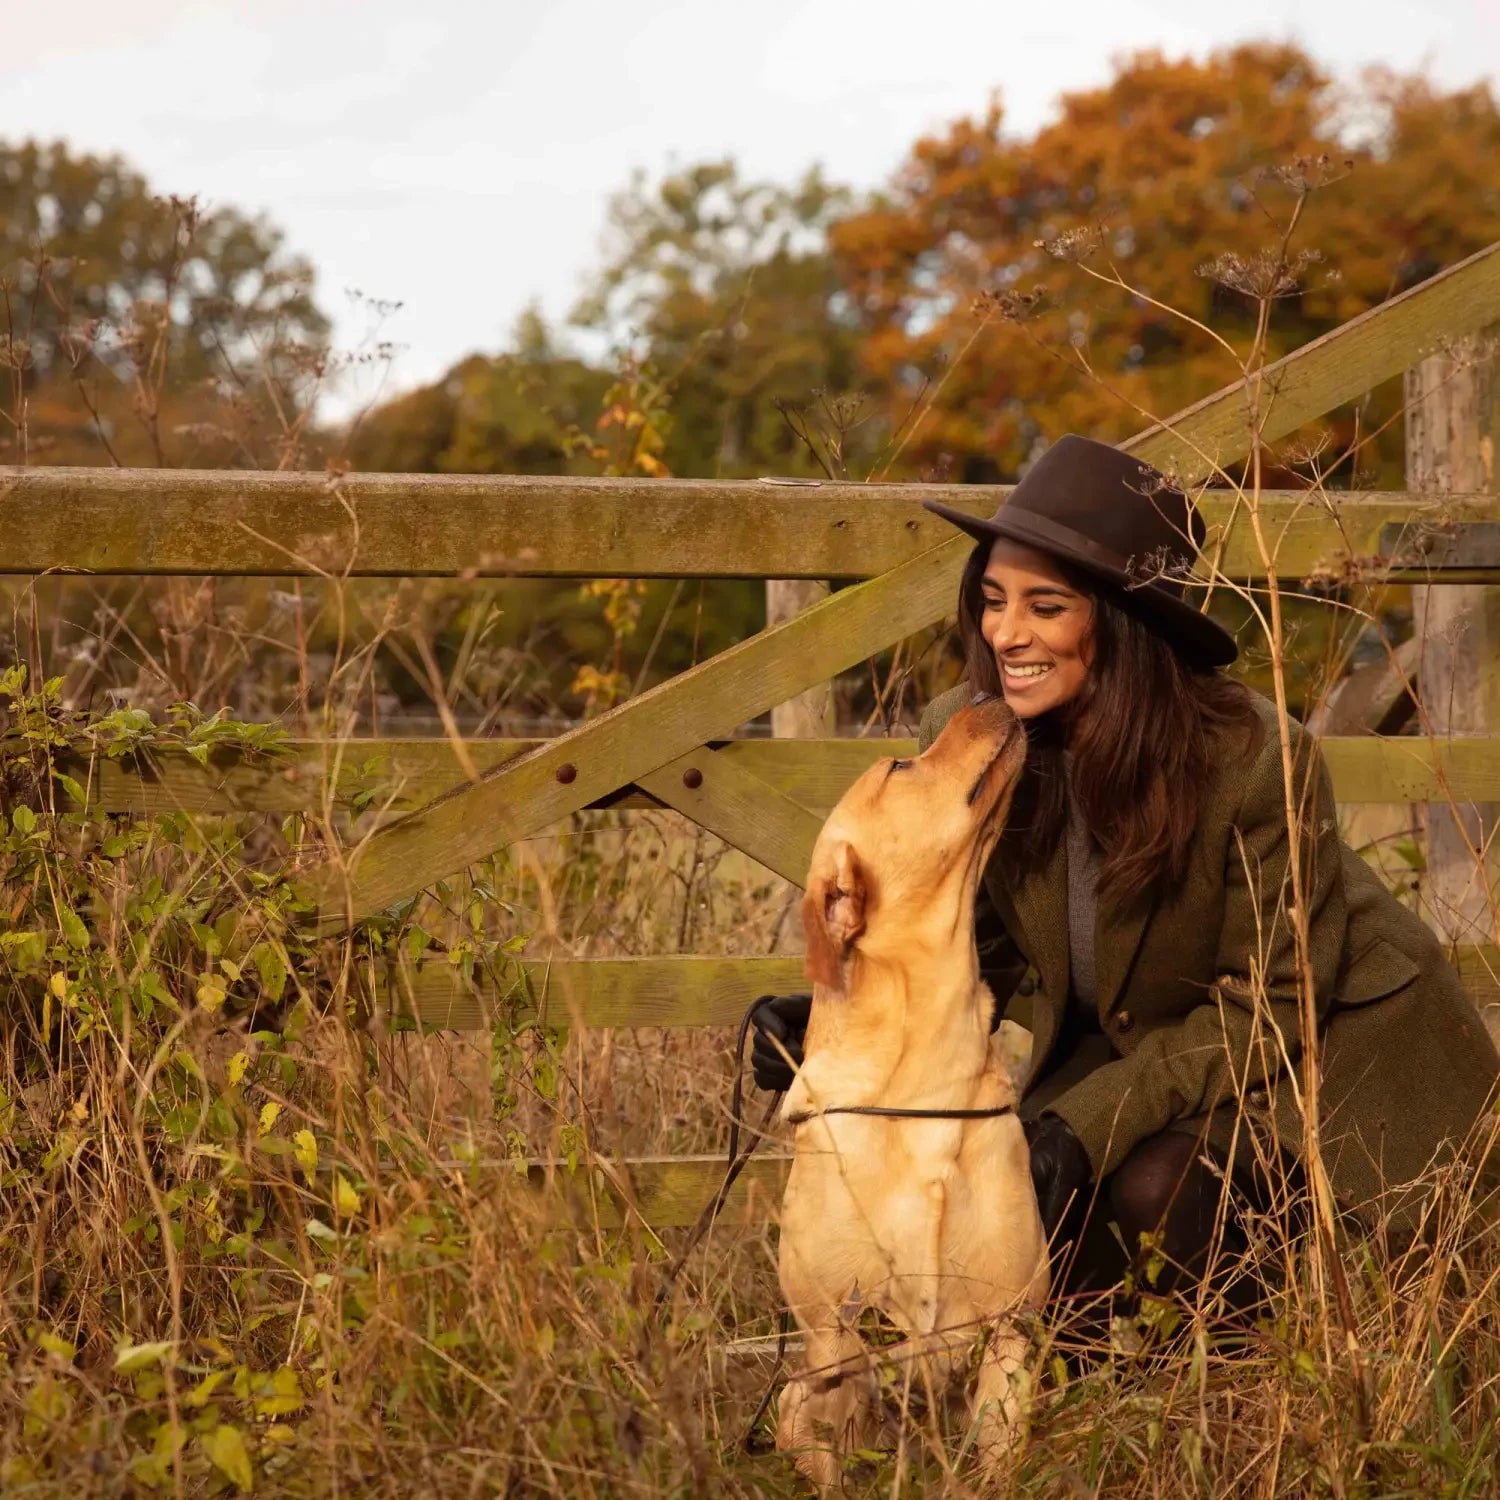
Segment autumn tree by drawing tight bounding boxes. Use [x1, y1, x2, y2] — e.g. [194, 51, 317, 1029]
[830, 45, 1500, 483]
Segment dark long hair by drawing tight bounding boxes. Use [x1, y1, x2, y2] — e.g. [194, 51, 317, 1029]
[957, 542, 1258, 909]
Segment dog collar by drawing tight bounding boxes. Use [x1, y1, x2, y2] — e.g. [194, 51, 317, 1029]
[786, 1103, 1016, 1126]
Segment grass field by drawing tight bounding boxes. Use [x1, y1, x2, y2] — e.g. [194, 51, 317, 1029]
[4, 674, 1500, 1500]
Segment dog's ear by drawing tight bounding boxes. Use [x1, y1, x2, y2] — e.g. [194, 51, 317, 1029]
[802, 842, 867, 994]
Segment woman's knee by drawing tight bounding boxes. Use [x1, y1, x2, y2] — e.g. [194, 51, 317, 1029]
[1106, 1131, 1209, 1242]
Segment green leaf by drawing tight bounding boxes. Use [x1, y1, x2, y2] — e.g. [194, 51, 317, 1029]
[114, 1340, 174, 1375]
[56, 774, 88, 806]
[58, 906, 91, 950]
[203, 1423, 254, 1492]
[12, 805, 37, 836]
[251, 943, 287, 1002]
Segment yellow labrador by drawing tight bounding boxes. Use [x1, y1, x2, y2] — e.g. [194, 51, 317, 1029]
[775, 693, 1048, 1490]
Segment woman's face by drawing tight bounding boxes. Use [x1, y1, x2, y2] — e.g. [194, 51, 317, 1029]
[978, 539, 1095, 720]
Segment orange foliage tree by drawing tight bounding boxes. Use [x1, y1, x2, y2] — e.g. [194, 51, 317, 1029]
[830, 44, 1500, 483]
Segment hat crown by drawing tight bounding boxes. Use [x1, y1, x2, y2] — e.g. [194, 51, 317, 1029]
[1007, 435, 1200, 585]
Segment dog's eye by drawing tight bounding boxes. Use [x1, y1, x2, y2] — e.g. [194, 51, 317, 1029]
[890, 759, 913, 772]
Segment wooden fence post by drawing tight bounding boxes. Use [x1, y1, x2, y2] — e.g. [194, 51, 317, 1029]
[766, 580, 835, 737]
[1405, 329, 1500, 952]
[765, 579, 831, 958]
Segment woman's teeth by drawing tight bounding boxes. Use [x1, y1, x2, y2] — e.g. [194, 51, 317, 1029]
[1004, 663, 1053, 679]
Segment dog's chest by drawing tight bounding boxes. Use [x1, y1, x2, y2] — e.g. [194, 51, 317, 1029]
[781, 1119, 1016, 1325]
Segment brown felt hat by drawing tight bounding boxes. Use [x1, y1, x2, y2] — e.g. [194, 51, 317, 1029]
[923, 434, 1237, 668]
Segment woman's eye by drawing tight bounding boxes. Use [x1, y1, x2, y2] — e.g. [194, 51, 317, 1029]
[1033, 605, 1062, 619]
[982, 596, 1003, 612]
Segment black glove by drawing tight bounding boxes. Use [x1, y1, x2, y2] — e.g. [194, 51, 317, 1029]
[748, 993, 811, 1093]
[1024, 1114, 1094, 1242]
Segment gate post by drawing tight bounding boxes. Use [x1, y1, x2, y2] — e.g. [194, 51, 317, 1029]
[766, 580, 835, 737]
[1405, 329, 1500, 953]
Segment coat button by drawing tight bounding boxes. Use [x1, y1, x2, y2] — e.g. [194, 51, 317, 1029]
[1017, 975, 1037, 997]
[1115, 1009, 1134, 1033]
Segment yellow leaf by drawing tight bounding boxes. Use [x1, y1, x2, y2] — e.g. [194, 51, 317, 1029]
[257, 1101, 280, 1137]
[220, 958, 241, 982]
[196, 978, 227, 1013]
[49, 972, 68, 1000]
[228, 1052, 249, 1088]
[292, 1128, 317, 1183]
[203, 1423, 253, 1492]
[186, 1368, 230, 1408]
[333, 1174, 361, 1218]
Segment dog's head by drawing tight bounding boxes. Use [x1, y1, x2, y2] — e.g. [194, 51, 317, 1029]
[802, 694, 1025, 995]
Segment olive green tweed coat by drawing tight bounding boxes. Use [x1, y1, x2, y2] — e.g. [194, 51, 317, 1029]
[918, 684, 1499, 1221]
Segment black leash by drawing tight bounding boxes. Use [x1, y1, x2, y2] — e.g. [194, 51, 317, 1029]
[655, 997, 784, 1312]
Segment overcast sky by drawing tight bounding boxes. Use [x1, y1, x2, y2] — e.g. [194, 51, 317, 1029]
[3, 0, 1496, 416]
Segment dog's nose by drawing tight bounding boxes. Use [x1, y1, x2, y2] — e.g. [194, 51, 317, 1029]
[970, 690, 999, 707]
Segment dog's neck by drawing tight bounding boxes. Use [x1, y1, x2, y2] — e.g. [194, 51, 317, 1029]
[792, 873, 1000, 1113]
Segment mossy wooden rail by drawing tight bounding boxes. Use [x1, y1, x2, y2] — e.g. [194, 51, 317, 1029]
[7, 240, 1500, 1229]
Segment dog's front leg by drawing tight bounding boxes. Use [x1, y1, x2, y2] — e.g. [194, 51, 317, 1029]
[776, 1322, 878, 1495]
[970, 1319, 1031, 1476]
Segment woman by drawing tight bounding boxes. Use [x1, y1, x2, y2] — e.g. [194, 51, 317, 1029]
[752, 434, 1498, 1306]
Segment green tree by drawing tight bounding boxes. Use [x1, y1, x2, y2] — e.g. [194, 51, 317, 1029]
[572, 159, 871, 478]
[1, 139, 326, 381]
[2, 139, 330, 466]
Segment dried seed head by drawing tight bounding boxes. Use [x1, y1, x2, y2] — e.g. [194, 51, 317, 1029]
[972, 287, 1046, 324]
[1197, 248, 1325, 300]
[1035, 225, 1103, 264]
[1257, 153, 1354, 194]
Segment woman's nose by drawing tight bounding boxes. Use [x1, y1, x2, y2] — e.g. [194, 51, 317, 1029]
[989, 609, 1029, 651]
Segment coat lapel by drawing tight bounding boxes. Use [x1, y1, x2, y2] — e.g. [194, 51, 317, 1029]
[1093, 884, 1158, 1019]
[996, 836, 1069, 1086]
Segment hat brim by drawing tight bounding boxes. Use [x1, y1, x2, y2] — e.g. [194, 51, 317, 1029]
[923, 498, 1239, 669]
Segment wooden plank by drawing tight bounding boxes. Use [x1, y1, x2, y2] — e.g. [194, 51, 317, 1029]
[1125, 241, 1500, 482]
[635, 749, 823, 885]
[527, 1153, 790, 1230]
[1458, 946, 1500, 1014]
[0, 466, 959, 578]
[385, 947, 1497, 1033]
[390, 955, 809, 1031]
[84, 737, 901, 817]
[1321, 736, 1500, 803]
[4, 467, 1499, 581]
[294, 543, 963, 929]
[81, 734, 1500, 815]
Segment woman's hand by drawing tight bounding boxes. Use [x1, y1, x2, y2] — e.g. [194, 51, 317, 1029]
[1025, 1114, 1093, 1241]
[749, 993, 811, 1092]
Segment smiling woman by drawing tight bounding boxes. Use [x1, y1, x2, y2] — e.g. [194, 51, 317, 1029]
[753, 432, 1500, 1332]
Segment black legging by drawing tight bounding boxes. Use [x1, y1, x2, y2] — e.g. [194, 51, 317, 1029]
[1051, 1128, 1288, 1328]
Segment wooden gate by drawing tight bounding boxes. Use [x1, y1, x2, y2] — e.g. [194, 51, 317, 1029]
[6, 242, 1500, 1230]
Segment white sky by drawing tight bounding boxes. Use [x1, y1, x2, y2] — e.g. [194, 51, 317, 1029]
[3, 0, 1496, 417]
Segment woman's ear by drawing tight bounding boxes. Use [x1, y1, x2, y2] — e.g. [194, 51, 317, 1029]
[801, 842, 867, 995]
